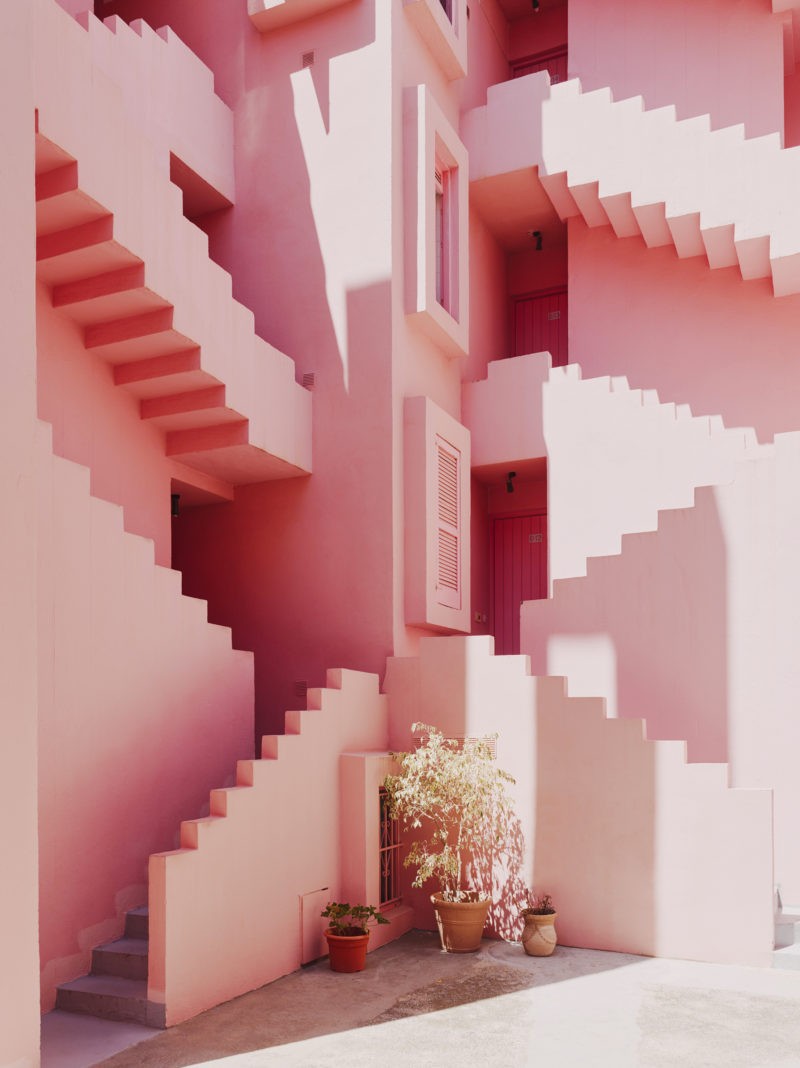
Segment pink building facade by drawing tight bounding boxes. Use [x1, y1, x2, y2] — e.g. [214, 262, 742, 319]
[5, 0, 800, 1061]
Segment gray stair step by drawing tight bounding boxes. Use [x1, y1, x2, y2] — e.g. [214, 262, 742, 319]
[55, 974, 165, 1028]
[775, 909, 800, 949]
[773, 944, 800, 971]
[92, 937, 148, 980]
[124, 905, 149, 940]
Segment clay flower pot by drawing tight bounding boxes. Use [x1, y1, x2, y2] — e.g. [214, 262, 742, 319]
[431, 893, 491, 953]
[521, 911, 558, 956]
[324, 928, 371, 972]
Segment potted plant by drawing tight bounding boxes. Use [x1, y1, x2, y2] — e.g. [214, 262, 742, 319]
[383, 723, 516, 953]
[520, 892, 557, 956]
[320, 902, 389, 972]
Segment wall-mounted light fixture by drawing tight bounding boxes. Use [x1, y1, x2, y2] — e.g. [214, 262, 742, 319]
[532, 230, 543, 250]
[171, 493, 181, 518]
[506, 471, 517, 494]
[532, 0, 540, 11]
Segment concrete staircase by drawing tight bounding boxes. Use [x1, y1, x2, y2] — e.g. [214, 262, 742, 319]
[55, 907, 164, 1027]
[464, 352, 769, 583]
[34, 3, 311, 487]
[538, 79, 800, 296]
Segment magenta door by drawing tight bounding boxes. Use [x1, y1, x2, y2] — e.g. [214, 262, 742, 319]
[513, 288, 568, 366]
[490, 513, 548, 656]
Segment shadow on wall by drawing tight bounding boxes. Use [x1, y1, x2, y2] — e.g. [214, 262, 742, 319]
[522, 484, 730, 764]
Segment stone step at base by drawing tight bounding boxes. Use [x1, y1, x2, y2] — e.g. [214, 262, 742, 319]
[775, 908, 800, 949]
[55, 974, 165, 1028]
[92, 937, 148, 980]
[772, 944, 800, 971]
[124, 905, 149, 940]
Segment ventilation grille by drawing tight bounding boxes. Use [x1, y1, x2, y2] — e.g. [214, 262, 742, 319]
[294, 680, 308, 701]
[412, 732, 498, 760]
[302, 372, 316, 390]
[302, 50, 315, 68]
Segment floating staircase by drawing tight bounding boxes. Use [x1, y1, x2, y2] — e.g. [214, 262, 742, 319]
[34, 4, 311, 487]
[464, 352, 769, 582]
[539, 79, 800, 296]
[55, 907, 164, 1028]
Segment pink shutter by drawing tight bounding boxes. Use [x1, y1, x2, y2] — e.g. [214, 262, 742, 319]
[436, 436, 461, 609]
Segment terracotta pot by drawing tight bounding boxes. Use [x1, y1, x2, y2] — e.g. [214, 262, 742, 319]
[521, 911, 557, 956]
[324, 928, 370, 972]
[431, 893, 491, 953]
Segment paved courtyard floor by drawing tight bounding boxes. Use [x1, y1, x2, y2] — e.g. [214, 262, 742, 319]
[41, 931, 800, 1067]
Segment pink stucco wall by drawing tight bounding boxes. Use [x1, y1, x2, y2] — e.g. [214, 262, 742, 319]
[569, 0, 784, 139]
[0, 4, 41, 1064]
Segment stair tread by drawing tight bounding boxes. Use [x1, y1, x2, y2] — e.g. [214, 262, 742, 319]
[96, 937, 148, 956]
[58, 974, 147, 998]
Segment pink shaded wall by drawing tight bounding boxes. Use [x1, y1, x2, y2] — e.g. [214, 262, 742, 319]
[508, 240, 567, 301]
[569, 0, 784, 138]
[0, 3, 41, 1063]
[385, 636, 774, 966]
[785, 68, 800, 145]
[507, 5, 568, 67]
[148, 670, 410, 1025]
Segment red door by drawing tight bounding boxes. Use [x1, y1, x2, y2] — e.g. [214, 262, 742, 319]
[490, 513, 548, 656]
[513, 288, 568, 366]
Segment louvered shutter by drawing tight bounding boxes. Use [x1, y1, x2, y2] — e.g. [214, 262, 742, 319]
[436, 435, 461, 609]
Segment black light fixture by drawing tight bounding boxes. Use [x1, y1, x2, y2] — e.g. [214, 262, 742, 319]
[532, 0, 540, 11]
[171, 493, 181, 518]
[533, 230, 543, 250]
[506, 471, 517, 494]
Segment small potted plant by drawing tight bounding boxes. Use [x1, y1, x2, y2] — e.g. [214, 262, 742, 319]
[320, 902, 389, 972]
[383, 723, 516, 953]
[520, 892, 557, 956]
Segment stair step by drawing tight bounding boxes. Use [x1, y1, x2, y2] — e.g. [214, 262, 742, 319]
[775, 908, 800, 949]
[55, 974, 164, 1028]
[92, 937, 148, 980]
[773, 943, 800, 971]
[124, 905, 149, 940]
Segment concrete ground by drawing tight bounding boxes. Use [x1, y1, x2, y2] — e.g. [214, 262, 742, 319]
[42, 931, 800, 1068]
